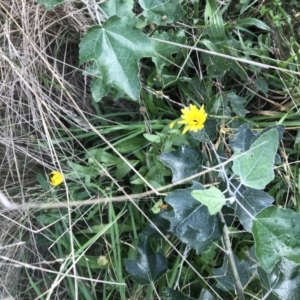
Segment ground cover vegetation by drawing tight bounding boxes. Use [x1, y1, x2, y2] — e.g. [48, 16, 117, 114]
[1, 0, 300, 299]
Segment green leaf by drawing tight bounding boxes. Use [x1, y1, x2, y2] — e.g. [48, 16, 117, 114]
[124, 234, 168, 284]
[165, 184, 223, 253]
[143, 212, 170, 239]
[190, 118, 218, 142]
[163, 288, 196, 300]
[258, 258, 300, 300]
[252, 206, 300, 273]
[158, 146, 204, 183]
[36, 0, 64, 9]
[204, 0, 226, 41]
[191, 186, 226, 215]
[213, 248, 257, 291]
[255, 77, 268, 94]
[232, 187, 274, 232]
[79, 16, 155, 100]
[139, 0, 185, 25]
[227, 92, 246, 117]
[232, 129, 279, 189]
[229, 123, 257, 153]
[100, 0, 134, 18]
[236, 18, 271, 31]
[151, 30, 186, 74]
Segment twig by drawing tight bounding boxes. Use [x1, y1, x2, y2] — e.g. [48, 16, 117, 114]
[218, 212, 245, 300]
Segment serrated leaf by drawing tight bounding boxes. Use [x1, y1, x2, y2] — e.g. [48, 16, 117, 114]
[165, 184, 223, 253]
[36, 0, 64, 9]
[191, 186, 226, 215]
[258, 258, 300, 300]
[158, 145, 204, 183]
[233, 188, 274, 232]
[232, 129, 279, 189]
[79, 16, 155, 101]
[139, 0, 185, 25]
[252, 206, 300, 273]
[151, 30, 186, 74]
[213, 250, 257, 291]
[227, 92, 246, 117]
[100, 0, 134, 18]
[190, 118, 218, 142]
[124, 234, 168, 284]
[163, 288, 196, 300]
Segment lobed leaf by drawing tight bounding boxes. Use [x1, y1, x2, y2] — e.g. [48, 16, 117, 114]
[124, 234, 168, 284]
[232, 129, 279, 189]
[79, 16, 155, 101]
[252, 206, 300, 273]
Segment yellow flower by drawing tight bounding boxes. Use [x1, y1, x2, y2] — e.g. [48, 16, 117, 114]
[178, 104, 208, 134]
[49, 171, 64, 186]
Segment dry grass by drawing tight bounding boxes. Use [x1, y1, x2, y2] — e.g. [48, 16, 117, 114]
[0, 0, 97, 297]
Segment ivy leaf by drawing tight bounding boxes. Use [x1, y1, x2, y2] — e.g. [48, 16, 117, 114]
[190, 118, 218, 142]
[232, 129, 279, 189]
[79, 16, 155, 101]
[124, 234, 168, 284]
[158, 145, 204, 183]
[252, 206, 300, 273]
[100, 0, 134, 18]
[191, 186, 226, 215]
[213, 249, 257, 291]
[258, 258, 300, 300]
[165, 183, 223, 253]
[139, 0, 185, 25]
[229, 123, 257, 153]
[36, 0, 64, 9]
[151, 30, 186, 74]
[232, 187, 274, 232]
[227, 92, 246, 117]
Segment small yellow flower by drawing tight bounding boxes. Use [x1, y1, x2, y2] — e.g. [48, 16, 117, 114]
[49, 171, 64, 186]
[178, 104, 208, 134]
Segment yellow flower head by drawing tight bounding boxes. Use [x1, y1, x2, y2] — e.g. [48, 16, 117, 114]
[178, 104, 208, 134]
[49, 171, 64, 186]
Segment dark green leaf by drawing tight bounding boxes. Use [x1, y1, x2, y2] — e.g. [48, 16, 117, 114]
[143, 212, 170, 239]
[232, 129, 279, 189]
[79, 16, 155, 100]
[252, 206, 300, 273]
[139, 0, 185, 25]
[190, 118, 218, 142]
[227, 92, 246, 117]
[36, 0, 64, 9]
[255, 77, 268, 94]
[163, 287, 196, 300]
[158, 146, 204, 183]
[258, 258, 300, 300]
[232, 188, 274, 232]
[213, 251, 257, 291]
[165, 184, 223, 253]
[229, 123, 257, 152]
[124, 234, 168, 284]
[151, 30, 186, 74]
